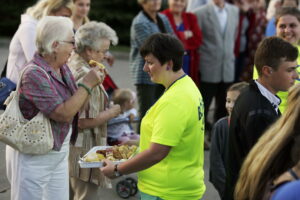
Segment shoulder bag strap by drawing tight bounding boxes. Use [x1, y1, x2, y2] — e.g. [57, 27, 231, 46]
[17, 65, 50, 92]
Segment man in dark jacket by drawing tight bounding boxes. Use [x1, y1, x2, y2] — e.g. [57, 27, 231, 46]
[224, 37, 299, 200]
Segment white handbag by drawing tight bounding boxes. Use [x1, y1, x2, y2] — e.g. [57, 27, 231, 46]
[0, 65, 53, 154]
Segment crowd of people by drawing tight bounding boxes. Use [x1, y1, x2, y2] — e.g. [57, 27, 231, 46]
[2, 0, 300, 199]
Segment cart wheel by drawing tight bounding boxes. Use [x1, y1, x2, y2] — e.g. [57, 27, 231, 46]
[116, 180, 132, 199]
[125, 177, 138, 196]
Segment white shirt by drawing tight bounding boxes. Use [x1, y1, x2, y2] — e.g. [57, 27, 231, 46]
[255, 80, 281, 113]
[212, 3, 228, 35]
[6, 14, 38, 84]
[107, 108, 137, 138]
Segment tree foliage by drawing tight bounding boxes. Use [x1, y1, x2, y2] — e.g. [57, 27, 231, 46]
[0, 0, 35, 36]
[0, 0, 141, 45]
[89, 0, 140, 45]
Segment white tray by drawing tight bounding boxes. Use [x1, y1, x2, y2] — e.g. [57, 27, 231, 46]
[78, 146, 124, 168]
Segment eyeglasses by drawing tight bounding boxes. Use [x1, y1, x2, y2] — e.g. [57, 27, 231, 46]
[60, 40, 75, 46]
[96, 49, 109, 55]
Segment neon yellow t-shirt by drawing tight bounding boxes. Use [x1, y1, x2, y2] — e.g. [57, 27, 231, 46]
[137, 76, 206, 200]
[253, 45, 300, 113]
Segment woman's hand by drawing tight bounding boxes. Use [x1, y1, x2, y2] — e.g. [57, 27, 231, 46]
[184, 30, 193, 39]
[105, 52, 115, 66]
[77, 104, 121, 129]
[101, 143, 171, 178]
[82, 68, 104, 88]
[100, 159, 117, 179]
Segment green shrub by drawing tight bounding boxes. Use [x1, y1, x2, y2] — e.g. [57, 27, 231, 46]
[0, 0, 35, 36]
[89, 0, 140, 45]
[0, 0, 141, 46]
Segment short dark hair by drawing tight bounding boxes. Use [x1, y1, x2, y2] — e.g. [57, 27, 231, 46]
[140, 33, 184, 71]
[275, 7, 300, 25]
[254, 36, 298, 75]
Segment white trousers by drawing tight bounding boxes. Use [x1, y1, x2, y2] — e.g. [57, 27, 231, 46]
[6, 128, 72, 200]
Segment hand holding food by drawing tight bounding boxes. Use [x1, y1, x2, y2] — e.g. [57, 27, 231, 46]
[89, 60, 106, 69]
[82, 68, 104, 88]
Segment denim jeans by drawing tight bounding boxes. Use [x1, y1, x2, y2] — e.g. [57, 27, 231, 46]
[140, 191, 163, 200]
[140, 191, 203, 200]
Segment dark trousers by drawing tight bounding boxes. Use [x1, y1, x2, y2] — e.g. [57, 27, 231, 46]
[234, 51, 246, 82]
[136, 84, 165, 133]
[199, 81, 232, 126]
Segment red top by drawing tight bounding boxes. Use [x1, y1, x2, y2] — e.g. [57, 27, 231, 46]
[161, 9, 202, 86]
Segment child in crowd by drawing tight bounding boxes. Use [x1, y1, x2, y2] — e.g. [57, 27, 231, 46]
[209, 82, 249, 199]
[107, 88, 140, 146]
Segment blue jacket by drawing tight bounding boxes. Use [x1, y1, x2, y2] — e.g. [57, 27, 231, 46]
[129, 11, 173, 85]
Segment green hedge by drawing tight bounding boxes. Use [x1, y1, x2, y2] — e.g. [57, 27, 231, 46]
[89, 1, 140, 45]
[0, 0, 141, 46]
[0, 0, 169, 45]
[0, 0, 34, 36]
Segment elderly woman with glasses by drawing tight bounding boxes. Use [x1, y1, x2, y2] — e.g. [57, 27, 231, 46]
[68, 21, 121, 200]
[6, 16, 103, 200]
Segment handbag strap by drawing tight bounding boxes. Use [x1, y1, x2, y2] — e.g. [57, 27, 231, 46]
[3, 65, 51, 113]
[16, 65, 51, 92]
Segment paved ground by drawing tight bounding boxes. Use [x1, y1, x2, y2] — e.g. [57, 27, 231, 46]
[0, 38, 220, 200]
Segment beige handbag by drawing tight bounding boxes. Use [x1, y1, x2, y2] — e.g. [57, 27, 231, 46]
[0, 65, 53, 154]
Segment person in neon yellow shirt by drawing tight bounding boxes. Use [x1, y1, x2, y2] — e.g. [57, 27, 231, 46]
[253, 7, 300, 113]
[101, 33, 206, 200]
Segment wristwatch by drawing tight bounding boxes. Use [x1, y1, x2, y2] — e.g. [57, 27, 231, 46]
[114, 164, 123, 177]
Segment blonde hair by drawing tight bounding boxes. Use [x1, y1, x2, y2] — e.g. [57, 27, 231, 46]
[75, 21, 118, 53]
[36, 16, 74, 55]
[81, 16, 89, 25]
[235, 84, 300, 200]
[112, 89, 136, 107]
[26, 0, 74, 20]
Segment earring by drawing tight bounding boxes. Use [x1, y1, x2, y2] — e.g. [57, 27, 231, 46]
[166, 66, 170, 71]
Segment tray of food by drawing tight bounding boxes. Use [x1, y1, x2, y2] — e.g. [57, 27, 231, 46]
[78, 145, 138, 168]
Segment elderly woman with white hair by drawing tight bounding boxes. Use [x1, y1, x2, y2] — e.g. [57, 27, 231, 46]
[6, 16, 103, 200]
[68, 21, 121, 200]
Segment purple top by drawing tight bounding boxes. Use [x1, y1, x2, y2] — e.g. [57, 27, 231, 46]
[19, 53, 78, 151]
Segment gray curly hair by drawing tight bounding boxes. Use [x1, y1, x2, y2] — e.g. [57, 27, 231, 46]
[75, 21, 118, 53]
